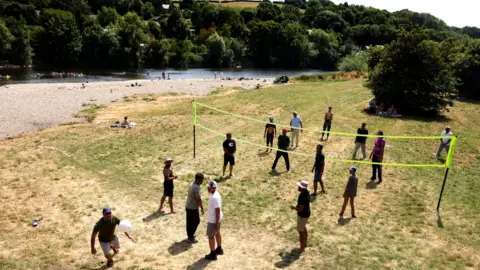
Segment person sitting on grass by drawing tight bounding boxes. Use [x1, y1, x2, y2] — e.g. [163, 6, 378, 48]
[339, 167, 358, 220]
[311, 144, 325, 196]
[121, 116, 130, 128]
[159, 157, 178, 213]
[386, 104, 398, 115]
[90, 208, 135, 268]
[376, 103, 385, 114]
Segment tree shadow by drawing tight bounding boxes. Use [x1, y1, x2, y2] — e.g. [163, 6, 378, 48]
[186, 257, 212, 270]
[437, 210, 444, 229]
[168, 240, 193, 255]
[338, 217, 353, 226]
[274, 249, 302, 268]
[142, 211, 167, 222]
[365, 181, 377, 189]
[456, 98, 480, 105]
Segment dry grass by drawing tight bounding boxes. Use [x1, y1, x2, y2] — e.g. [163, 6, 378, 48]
[0, 80, 479, 269]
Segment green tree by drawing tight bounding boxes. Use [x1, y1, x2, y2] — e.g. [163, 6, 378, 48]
[5, 17, 32, 65]
[205, 33, 226, 67]
[191, 2, 217, 32]
[285, 0, 306, 9]
[116, 12, 148, 68]
[148, 20, 162, 39]
[454, 40, 480, 99]
[256, 2, 281, 22]
[280, 23, 312, 68]
[247, 20, 284, 67]
[240, 8, 256, 24]
[180, 0, 195, 10]
[165, 8, 189, 40]
[81, 23, 120, 67]
[338, 51, 368, 72]
[35, 9, 83, 66]
[312, 10, 346, 33]
[97, 6, 120, 27]
[309, 29, 340, 70]
[366, 28, 456, 115]
[0, 19, 14, 61]
[142, 2, 155, 20]
[281, 4, 302, 23]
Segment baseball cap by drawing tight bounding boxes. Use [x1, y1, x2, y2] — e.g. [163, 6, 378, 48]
[446, 126, 451, 129]
[102, 207, 112, 214]
[282, 128, 288, 133]
[296, 180, 308, 189]
[269, 116, 274, 121]
[164, 157, 173, 163]
[349, 166, 357, 172]
[293, 111, 298, 114]
[195, 173, 204, 179]
[207, 180, 218, 189]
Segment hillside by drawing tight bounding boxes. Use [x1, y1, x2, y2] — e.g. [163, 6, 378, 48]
[1, 78, 479, 269]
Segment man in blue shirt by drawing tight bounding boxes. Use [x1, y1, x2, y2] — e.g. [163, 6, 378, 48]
[289, 111, 303, 149]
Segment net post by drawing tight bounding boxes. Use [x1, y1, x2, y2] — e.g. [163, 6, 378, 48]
[193, 100, 196, 159]
[436, 168, 450, 211]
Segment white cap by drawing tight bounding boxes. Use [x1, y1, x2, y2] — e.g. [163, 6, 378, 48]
[207, 180, 218, 189]
[296, 180, 308, 189]
[293, 111, 298, 114]
[164, 157, 174, 163]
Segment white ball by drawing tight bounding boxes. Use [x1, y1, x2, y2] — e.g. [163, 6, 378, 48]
[119, 220, 132, 232]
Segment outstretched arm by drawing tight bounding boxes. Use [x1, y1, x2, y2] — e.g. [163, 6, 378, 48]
[90, 230, 98, 254]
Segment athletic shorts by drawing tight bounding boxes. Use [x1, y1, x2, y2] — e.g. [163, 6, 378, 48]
[297, 216, 309, 232]
[266, 133, 274, 145]
[313, 171, 322, 183]
[224, 154, 235, 166]
[207, 222, 221, 237]
[100, 236, 120, 255]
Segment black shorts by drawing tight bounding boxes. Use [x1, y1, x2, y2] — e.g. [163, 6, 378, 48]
[266, 133, 274, 145]
[224, 154, 235, 166]
[164, 182, 174, 197]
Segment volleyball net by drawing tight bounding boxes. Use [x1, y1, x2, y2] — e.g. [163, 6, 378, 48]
[192, 101, 457, 169]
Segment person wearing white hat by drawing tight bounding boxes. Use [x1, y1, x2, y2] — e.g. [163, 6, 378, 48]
[436, 126, 453, 158]
[290, 180, 310, 253]
[339, 167, 358, 220]
[205, 181, 224, 260]
[159, 157, 178, 213]
[289, 111, 303, 149]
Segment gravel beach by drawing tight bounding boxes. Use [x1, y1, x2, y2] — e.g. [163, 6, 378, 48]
[0, 78, 273, 140]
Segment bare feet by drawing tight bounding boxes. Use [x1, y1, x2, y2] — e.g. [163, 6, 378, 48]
[157, 207, 162, 212]
[170, 211, 176, 214]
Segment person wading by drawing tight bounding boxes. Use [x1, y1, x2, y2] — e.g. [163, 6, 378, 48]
[272, 128, 291, 173]
[90, 208, 135, 268]
[290, 180, 310, 253]
[185, 173, 205, 243]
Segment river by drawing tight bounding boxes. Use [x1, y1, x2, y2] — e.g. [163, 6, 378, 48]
[0, 67, 330, 85]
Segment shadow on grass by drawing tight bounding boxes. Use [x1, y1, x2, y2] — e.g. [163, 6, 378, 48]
[214, 176, 228, 184]
[269, 170, 288, 177]
[437, 210, 444, 229]
[168, 240, 193, 255]
[142, 211, 167, 222]
[84, 263, 109, 270]
[338, 217, 353, 226]
[274, 249, 302, 268]
[374, 113, 450, 123]
[257, 150, 272, 157]
[187, 257, 212, 270]
[365, 180, 377, 189]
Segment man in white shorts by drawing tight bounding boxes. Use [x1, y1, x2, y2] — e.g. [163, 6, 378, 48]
[436, 126, 453, 158]
[205, 181, 224, 260]
[90, 207, 134, 268]
[290, 111, 303, 149]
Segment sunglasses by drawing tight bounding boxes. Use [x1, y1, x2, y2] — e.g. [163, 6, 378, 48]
[104, 212, 112, 216]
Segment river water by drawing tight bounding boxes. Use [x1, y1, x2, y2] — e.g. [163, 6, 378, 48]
[0, 67, 329, 85]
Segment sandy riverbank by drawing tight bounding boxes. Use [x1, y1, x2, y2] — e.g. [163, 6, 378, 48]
[0, 78, 273, 140]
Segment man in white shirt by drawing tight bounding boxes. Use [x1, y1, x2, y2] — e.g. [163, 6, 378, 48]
[436, 126, 453, 158]
[289, 111, 303, 149]
[205, 181, 224, 260]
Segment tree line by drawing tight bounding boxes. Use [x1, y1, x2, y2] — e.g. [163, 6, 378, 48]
[0, 1, 478, 83]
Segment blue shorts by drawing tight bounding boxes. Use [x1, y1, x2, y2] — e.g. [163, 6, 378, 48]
[314, 172, 322, 183]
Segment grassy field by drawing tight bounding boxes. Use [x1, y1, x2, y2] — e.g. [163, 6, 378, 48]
[0, 79, 479, 270]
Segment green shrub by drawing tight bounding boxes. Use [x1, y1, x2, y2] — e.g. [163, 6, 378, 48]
[338, 51, 368, 72]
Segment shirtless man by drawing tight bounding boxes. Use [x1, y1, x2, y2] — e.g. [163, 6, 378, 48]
[321, 107, 333, 141]
[264, 116, 277, 152]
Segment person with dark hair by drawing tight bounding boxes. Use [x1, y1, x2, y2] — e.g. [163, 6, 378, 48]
[185, 173, 205, 243]
[264, 116, 277, 152]
[321, 107, 333, 141]
[370, 131, 385, 184]
[339, 167, 358, 219]
[352, 123, 368, 160]
[311, 144, 325, 196]
[90, 208, 135, 268]
[272, 128, 291, 173]
[436, 126, 453, 158]
[222, 133, 236, 177]
[159, 157, 178, 213]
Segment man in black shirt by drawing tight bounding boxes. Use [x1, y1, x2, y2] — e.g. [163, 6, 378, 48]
[352, 123, 368, 160]
[272, 128, 291, 172]
[264, 116, 277, 152]
[222, 133, 236, 177]
[290, 180, 310, 253]
[90, 208, 135, 268]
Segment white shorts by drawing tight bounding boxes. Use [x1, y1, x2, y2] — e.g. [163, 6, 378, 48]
[100, 236, 120, 255]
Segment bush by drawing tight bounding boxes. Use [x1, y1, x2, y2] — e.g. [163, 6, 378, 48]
[338, 51, 368, 72]
[294, 74, 325, 81]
